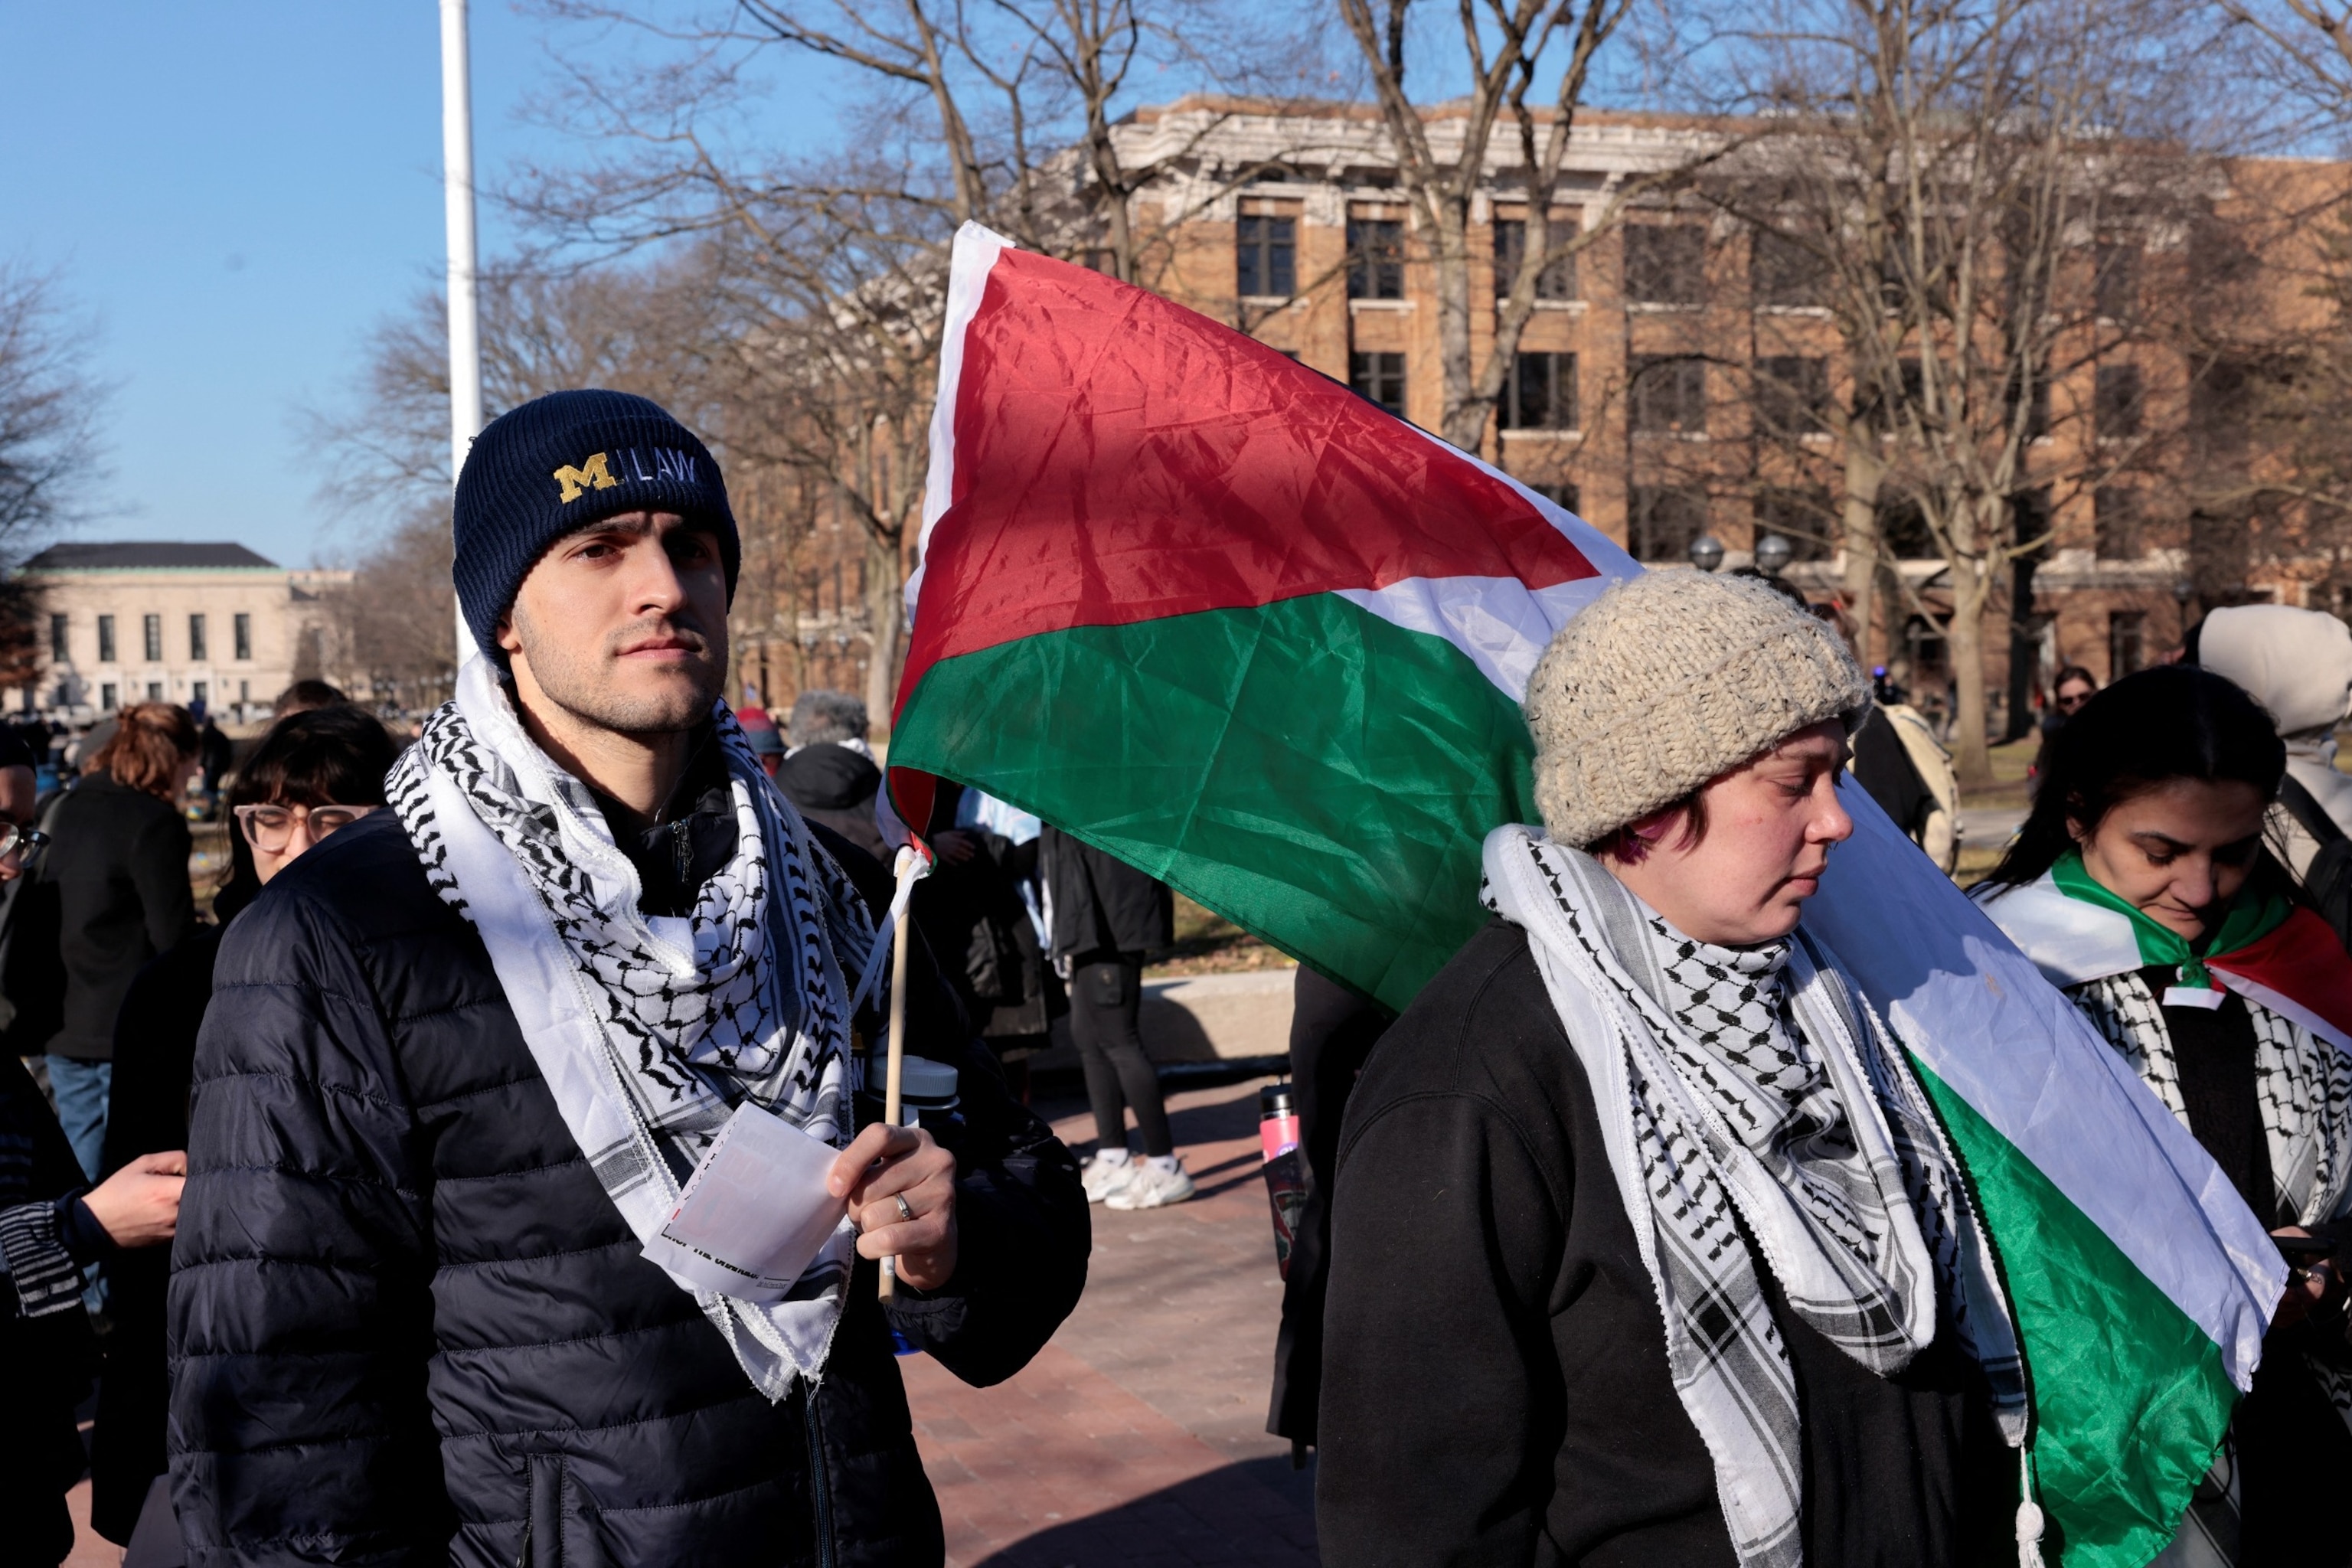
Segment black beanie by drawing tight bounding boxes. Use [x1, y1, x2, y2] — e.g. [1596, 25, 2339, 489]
[452, 389, 740, 658]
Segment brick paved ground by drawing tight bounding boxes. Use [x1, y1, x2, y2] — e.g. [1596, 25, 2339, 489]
[906, 1077, 1318, 1566]
[63, 1076, 1316, 1566]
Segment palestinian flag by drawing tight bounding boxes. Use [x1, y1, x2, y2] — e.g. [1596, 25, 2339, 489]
[1984, 853, 2352, 1051]
[887, 222, 2284, 1567]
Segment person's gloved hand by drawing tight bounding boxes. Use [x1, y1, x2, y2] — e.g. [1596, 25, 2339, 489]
[82, 1150, 186, 1249]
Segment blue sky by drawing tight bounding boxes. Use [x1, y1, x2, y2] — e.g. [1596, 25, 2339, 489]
[2, 4, 834, 568]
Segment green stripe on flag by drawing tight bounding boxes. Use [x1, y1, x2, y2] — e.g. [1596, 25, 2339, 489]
[890, 593, 1537, 1011]
[1913, 1059, 2234, 1567]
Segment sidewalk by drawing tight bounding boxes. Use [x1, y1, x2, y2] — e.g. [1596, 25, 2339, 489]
[906, 1078, 1318, 1566]
[61, 1077, 1318, 1567]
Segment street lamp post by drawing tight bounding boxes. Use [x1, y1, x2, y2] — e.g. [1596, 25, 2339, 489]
[2172, 578, 2196, 644]
[1753, 533, 1794, 577]
[442, 0, 483, 664]
[1687, 534, 1726, 573]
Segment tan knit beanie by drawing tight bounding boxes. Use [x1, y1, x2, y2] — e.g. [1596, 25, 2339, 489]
[1526, 570, 1870, 847]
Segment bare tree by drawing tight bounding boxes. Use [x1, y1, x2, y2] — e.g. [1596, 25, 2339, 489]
[325, 506, 462, 711]
[1699, 0, 2218, 785]
[1331, 0, 1735, 451]
[510, 0, 1302, 720]
[0, 263, 106, 550]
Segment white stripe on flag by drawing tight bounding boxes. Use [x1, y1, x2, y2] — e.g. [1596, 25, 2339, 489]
[1811, 792, 2284, 1390]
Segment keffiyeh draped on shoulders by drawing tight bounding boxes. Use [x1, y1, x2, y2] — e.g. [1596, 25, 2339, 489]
[387, 656, 874, 1400]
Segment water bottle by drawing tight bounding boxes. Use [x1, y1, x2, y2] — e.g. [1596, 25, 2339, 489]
[1259, 1082, 1306, 1279]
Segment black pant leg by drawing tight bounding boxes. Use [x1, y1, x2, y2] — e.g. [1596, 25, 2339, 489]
[1269, 967, 1390, 1445]
[1069, 955, 1172, 1157]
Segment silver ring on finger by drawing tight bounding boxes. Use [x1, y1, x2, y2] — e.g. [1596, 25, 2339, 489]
[893, 1193, 916, 1223]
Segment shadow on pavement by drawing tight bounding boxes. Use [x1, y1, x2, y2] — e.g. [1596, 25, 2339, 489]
[975, 1454, 1319, 1567]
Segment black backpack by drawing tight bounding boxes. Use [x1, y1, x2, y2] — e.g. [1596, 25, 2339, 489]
[2276, 774, 2352, 954]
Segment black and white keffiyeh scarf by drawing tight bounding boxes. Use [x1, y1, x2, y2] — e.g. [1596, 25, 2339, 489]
[2067, 971, 2352, 1232]
[1481, 825, 2024, 1568]
[2069, 969, 2352, 1452]
[388, 656, 876, 1400]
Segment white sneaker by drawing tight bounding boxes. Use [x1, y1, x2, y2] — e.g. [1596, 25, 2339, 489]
[1082, 1155, 1137, 1204]
[1105, 1160, 1195, 1210]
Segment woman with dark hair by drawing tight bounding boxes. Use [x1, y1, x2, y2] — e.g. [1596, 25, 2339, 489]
[2029, 664, 2099, 792]
[1975, 664, 2352, 1566]
[89, 705, 400, 1554]
[22, 703, 201, 1183]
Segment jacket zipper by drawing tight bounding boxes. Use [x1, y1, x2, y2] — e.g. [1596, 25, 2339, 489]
[803, 1386, 835, 1568]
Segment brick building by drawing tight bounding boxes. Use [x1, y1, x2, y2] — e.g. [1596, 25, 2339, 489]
[1100, 97, 2346, 727]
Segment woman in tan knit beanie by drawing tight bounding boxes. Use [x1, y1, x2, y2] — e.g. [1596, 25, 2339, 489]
[1318, 570, 2026, 1568]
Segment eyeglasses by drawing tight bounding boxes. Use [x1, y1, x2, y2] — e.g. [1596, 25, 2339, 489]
[2055, 688, 2094, 712]
[234, 802, 380, 852]
[0, 825, 49, 864]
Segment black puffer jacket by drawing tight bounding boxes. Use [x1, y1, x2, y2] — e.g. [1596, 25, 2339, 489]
[168, 812, 1089, 1566]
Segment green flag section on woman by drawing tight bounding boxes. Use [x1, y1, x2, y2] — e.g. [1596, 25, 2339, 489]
[887, 220, 2285, 1566]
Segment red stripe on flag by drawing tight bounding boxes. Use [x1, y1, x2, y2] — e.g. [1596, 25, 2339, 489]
[897, 247, 1596, 717]
[2212, 906, 2352, 1046]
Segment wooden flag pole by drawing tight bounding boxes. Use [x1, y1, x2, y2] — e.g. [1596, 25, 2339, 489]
[878, 859, 915, 1300]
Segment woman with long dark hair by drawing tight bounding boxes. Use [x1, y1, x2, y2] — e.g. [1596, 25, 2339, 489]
[1975, 663, 2352, 1566]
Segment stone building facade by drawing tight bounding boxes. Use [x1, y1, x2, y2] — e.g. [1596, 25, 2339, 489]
[23, 543, 354, 722]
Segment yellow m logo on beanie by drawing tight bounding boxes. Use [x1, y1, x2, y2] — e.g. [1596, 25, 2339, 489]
[551, 452, 619, 503]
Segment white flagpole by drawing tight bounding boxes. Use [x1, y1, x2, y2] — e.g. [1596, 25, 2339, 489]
[441, 0, 482, 665]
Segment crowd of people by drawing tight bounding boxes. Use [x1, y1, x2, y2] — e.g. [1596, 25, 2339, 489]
[3, 386, 2347, 1567]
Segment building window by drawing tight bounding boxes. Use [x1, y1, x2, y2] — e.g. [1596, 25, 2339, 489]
[1751, 229, 1829, 309]
[189, 613, 207, 662]
[234, 612, 252, 661]
[2094, 489, 2143, 560]
[1754, 487, 1836, 562]
[2193, 359, 2251, 460]
[1351, 351, 1408, 415]
[2096, 363, 2144, 439]
[238, 679, 250, 704]
[1526, 481, 1581, 514]
[100, 682, 116, 710]
[143, 613, 162, 662]
[1348, 217, 1406, 300]
[2007, 368, 2050, 441]
[1881, 500, 1940, 560]
[191, 681, 208, 706]
[1501, 352, 1577, 431]
[145, 681, 163, 701]
[2095, 240, 2141, 322]
[1631, 355, 1707, 436]
[1628, 485, 1708, 562]
[1755, 356, 1830, 436]
[1492, 216, 1576, 302]
[1624, 224, 1707, 306]
[1236, 214, 1296, 299]
[97, 614, 116, 664]
[2109, 609, 2146, 678]
[47, 614, 66, 663]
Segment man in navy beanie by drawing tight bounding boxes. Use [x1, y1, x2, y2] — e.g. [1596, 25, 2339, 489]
[168, 390, 1089, 1566]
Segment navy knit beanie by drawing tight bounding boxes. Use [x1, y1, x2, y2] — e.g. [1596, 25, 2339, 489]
[452, 389, 740, 658]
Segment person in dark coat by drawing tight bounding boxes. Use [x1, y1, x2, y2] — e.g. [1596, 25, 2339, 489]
[2030, 664, 2096, 792]
[776, 736, 887, 861]
[1318, 571, 2020, 1565]
[90, 707, 401, 1551]
[168, 390, 1089, 1567]
[1040, 826, 1192, 1208]
[0, 726, 187, 1567]
[24, 702, 201, 1181]
[1265, 967, 1388, 1454]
